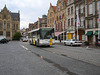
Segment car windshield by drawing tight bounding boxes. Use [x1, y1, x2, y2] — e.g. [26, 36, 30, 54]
[40, 28, 54, 39]
[72, 39, 77, 41]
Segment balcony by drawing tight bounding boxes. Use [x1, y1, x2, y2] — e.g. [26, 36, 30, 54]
[87, 25, 93, 29]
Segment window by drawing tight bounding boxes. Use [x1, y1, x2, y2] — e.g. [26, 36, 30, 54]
[80, 8, 84, 13]
[97, 18, 100, 28]
[71, 18, 73, 26]
[89, 20, 93, 28]
[0, 21, 2, 28]
[89, 4, 93, 14]
[68, 19, 70, 26]
[7, 22, 10, 29]
[81, 17, 84, 27]
[81, 21, 84, 27]
[97, 1, 100, 14]
[6, 31, 10, 37]
[58, 6, 60, 11]
[0, 15, 2, 19]
[0, 31, 3, 35]
[71, 6, 73, 14]
[57, 16, 58, 21]
[68, 8, 70, 15]
[13, 24, 15, 29]
[50, 12, 52, 16]
[62, 13, 64, 19]
[59, 15, 61, 20]
[4, 15, 6, 19]
[4, 21, 6, 29]
[16, 24, 18, 30]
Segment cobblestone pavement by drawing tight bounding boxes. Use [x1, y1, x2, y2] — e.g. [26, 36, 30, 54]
[0, 41, 100, 75]
[42, 43, 100, 67]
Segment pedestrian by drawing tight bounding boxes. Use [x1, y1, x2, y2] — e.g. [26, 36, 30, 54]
[60, 39, 61, 43]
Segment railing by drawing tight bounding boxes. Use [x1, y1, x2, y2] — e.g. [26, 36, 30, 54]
[87, 25, 93, 29]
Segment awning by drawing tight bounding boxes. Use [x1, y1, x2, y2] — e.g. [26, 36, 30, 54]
[94, 31, 98, 35]
[94, 31, 100, 36]
[86, 31, 93, 36]
[55, 31, 65, 37]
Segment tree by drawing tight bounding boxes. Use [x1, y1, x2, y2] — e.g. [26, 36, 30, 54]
[13, 32, 22, 40]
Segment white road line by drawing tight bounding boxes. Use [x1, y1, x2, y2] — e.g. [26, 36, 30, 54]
[21, 45, 29, 51]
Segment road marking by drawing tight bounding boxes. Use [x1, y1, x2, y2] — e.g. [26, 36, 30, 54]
[21, 45, 29, 51]
[41, 56, 43, 59]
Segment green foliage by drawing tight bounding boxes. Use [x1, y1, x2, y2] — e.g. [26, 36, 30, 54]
[13, 32, 22, 40]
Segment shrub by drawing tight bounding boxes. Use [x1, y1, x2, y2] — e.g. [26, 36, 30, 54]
[13, 32, 22, 41]
[84, 41, 89, 46]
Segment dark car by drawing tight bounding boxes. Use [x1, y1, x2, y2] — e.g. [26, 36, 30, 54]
[95, 39, 100, 46]
[0, 38, 9, 44]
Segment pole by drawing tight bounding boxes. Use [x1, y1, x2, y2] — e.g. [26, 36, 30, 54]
[53, 20, 55, 34]
[77, 9, 80, 40]
[98, 1, 100, 39]
[63, 16, 64, 41]
[77, 24, 78, 40]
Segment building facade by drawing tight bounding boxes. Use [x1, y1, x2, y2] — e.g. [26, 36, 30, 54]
[85, 0, 100, 44]
[66, 0, 75, 40]
[29, 23, 34, 31]
[38, 15, 47, 28]
[0, 5, 20, 40]
[47, 3, 56, 28]
[33, 21, 38, 29]
[74, 0, 85, 41]
[55, 0, 67, 40]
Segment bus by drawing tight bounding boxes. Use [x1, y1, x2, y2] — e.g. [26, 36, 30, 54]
[28, 28, 55, 46]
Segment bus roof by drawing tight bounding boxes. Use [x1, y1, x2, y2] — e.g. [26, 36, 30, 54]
[28, 28, 39, 33]
[28, 27, 54, 33]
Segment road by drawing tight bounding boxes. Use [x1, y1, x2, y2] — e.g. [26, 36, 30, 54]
[0, 41, 100, 75]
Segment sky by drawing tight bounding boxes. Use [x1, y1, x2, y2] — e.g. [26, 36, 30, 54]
[0, 0, 57, 29]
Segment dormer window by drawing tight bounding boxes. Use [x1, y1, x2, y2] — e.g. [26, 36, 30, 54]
[4, 15, 6, 19]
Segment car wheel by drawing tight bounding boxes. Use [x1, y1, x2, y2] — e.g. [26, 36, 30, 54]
[64, 43, 66, 46]
[71, 43, 73, 46]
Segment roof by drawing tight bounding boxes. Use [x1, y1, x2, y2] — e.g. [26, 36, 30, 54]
[28, 28, 39, 33]
[52, 6, 56, 11]
[33, 24, 34, 26]
[65, 0, 68, 4]
[10, 13, 20, 21]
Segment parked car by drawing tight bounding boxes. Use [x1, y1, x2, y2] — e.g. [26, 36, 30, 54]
[95, 39, 100, 46]
[22, 38, 28, 42]
[0, 38, 9, 44]
[64, 39, 82, 46]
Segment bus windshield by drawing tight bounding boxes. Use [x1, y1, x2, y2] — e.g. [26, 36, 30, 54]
[40, 28, 54, 39]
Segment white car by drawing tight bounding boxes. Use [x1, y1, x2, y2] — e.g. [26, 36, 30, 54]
[64, 39, 82, 46]
[22, 38, 28, 42]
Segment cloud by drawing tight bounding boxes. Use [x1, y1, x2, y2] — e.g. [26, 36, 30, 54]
[0, 0, 57, 29]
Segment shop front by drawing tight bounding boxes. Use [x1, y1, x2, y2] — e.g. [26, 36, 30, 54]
[75, 29, 85, 41]
[94, 30, 100, 41]
[67, 29, 75, 40]
[86, 31, 93, 44]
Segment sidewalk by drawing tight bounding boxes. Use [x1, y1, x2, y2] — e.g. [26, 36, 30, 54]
[54, 40, 100, 49]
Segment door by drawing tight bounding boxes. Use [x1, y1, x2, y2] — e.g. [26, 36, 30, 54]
[79, 35, 82, 41]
